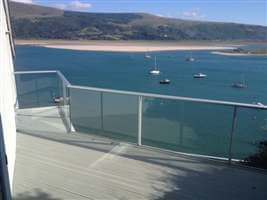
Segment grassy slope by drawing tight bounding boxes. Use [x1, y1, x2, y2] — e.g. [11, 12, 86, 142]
[9, 1, 63, 18]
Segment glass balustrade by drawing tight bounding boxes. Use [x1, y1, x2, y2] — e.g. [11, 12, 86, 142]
[69, 87, 138, 143]
[14, 71, 267, 163]
[15, 72, 71, 132]
[141, 97, 233, 158]
[15, 73, 60, 108]
[232, 107, 267, 160]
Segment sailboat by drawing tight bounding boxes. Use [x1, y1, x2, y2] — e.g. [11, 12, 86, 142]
[232, 75, 247, 89]
[145, 49, 151, 58]
[149, 56, 160, 75]
[193, 73, 207, 78]
[186, 51, 195, 62]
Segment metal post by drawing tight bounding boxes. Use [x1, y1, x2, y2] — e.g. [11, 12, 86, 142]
[62, 81, 67, 107]
[100, 92, 104, 130]
[35, 78, 39, 107]
[62, 80, 69, 131]
[138, 96, 143, 146]
[68, 87, 75, 133]
[228, 106, 238, 164]
[179, 101, 184, 146]
[59, 79, 67, 111]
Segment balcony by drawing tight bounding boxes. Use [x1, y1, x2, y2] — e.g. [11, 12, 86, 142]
[13, 71, 267, 200]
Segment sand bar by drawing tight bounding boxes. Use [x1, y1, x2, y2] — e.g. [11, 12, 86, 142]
[41, 45, 235, 52]
[15, 39, 241, 52]
[212, 51, 267, 56]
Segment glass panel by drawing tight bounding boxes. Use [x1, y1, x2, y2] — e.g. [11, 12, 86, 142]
[232, 108, 267, 160]
[15, 73, 60, 108]
[142, 97, 233, 158]
[70, 88, 102, 132]
[102, 92, 138, 143]
[69, 88, 138, 143]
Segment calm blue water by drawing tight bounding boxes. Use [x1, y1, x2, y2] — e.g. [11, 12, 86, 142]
[15, 45, 267, 159]
[15, 45, 267, 103]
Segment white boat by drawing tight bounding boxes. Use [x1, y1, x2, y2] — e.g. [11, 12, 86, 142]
[186, 57, 195, 62]
[149, 69, 160, 75]
[149, 57, 160, 75]
[232, 82, 247, 89]
[253, 102, 264, 107]
[193, 73, 207, 78]
[145, 50, 151, 58]
[232, 75, 247, 89]
[257, 102, 264, 106]
[159, 79, 171, 84]
[186, 52, 195, 62]
[145, 54, 151, 59]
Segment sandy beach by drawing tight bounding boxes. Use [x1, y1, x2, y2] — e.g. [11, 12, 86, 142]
[15, 40, 238, 52]
[211, 51, 250, 56]
[211, 51, 267, 56]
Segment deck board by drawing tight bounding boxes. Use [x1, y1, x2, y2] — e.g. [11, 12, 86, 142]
[13, 107, 267, 200]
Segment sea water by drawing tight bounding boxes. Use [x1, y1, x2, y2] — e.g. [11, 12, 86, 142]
[15, 45, 267, 159]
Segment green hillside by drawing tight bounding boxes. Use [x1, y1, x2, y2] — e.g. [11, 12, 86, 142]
[10, 1, 267, 41]
[10, 1, 63, 19]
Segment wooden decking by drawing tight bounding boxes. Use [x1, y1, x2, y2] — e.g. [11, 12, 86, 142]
[13, 107, 267, 200]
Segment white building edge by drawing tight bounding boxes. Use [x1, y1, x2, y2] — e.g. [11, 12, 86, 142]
[0, 0, 17, 198]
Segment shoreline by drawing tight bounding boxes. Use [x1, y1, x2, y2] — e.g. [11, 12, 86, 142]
[15, 39, 238, 52]
[41, 45, 235, 52]
[211, 51, 267, 57]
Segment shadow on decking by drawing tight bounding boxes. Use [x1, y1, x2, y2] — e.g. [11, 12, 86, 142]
[13, 189, 62, 200]
[16, 113, 60, 119]
[17, 129, 212, 168]
[151, 167, 266, 200]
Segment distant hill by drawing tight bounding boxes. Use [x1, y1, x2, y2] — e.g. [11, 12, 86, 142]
[10, 1, 63, 19]
[9, 1, 267, 41]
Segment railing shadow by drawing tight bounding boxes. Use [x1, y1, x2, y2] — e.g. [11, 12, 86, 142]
[17, 129, 233, 170]
[13, 189, 62, 200]
[16, 113, 60, 119]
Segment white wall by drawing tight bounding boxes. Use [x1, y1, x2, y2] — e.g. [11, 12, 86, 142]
[0, 0, 17, 190]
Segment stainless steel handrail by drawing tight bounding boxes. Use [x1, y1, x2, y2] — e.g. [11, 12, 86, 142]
[14, 70, 58, 74]
[57, 71, 71, 86]
[68, 84, 267, 110]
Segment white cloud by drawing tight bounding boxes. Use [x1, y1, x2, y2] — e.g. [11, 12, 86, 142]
[155, 14, 164, 17]
[57, 0, 92, 12]
[180, 8, 206, 20]
[11, 0, 33, 3]
[182, 11, 198, 18]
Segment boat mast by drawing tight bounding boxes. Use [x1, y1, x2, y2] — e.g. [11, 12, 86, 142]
[154, 56, 157, 70]
[242, 74, 247, 86]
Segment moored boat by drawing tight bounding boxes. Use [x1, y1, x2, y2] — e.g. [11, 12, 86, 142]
[193, 73, 207, 78]
[159, 79, 171, 84]
[149, 56, 160, 75]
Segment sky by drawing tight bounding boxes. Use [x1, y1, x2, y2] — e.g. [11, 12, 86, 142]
[12, 0, 267, 26]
